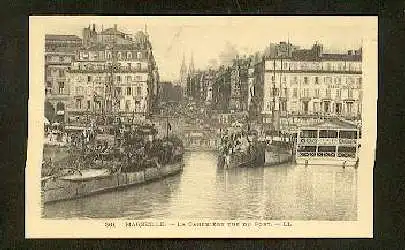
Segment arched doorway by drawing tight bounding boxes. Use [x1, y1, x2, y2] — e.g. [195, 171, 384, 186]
[55, 102, 65, 123]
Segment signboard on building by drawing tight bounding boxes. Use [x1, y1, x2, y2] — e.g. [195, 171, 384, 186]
[65, 125, 86, 131]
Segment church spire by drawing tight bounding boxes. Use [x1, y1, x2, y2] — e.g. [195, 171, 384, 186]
[180, 52, 187, 77]
[189, 51, 195, 75]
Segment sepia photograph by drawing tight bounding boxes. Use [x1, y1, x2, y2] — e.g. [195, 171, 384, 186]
[26, 16, 377, 238]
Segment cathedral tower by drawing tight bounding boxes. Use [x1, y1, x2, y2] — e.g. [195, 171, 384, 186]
[180, 53, 188, 96]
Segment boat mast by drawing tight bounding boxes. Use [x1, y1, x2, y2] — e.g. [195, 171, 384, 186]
[111, 25, 118, 146]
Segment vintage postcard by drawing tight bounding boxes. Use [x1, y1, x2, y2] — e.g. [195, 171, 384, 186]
[26, 16, 377, 238]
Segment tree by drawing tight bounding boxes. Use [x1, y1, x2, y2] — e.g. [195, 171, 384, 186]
[44, 101, 55, 121]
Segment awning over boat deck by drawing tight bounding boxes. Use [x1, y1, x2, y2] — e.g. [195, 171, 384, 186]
[299, 119, 359, 131]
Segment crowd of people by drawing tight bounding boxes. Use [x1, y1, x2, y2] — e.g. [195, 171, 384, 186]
[42, 120, 186, 177]
[121, 136, 184, 172]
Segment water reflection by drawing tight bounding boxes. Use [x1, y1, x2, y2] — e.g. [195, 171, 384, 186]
[43, 151, 357, 221]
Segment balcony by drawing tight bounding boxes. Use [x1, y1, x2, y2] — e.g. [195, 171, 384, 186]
[299, 138, 317, 145]
[68, 66, 149, 73]
[337, 152, 356, 158]
[297, 152, 316, 157]
[299, 96, 311, 101]
[265, 69, 362, 74]
[316, 152, 336, 157]
[45, 60, 72, 66]
[318, 138, 339, 145]
[344, 97, 357, 102]
[45, 93, 70, 100]
[339, 138, 357, 145]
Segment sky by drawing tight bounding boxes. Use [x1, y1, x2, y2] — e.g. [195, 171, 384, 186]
[35, 16, 377, 81]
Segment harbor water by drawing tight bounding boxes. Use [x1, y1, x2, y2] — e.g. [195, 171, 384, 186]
[43, 151, 357, 221]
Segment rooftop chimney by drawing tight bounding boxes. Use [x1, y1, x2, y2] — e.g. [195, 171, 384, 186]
[114, 24, 117, 31]
[355, 48, 362, 55]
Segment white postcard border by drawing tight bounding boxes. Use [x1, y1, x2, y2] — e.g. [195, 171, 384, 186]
[26, 16, 377, 238]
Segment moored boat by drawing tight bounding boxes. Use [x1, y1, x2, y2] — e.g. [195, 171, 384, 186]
[42, 161, 184, 204]
[262, 131, 293, 166]
[294, 119, 360, 167]
[217, 122, 265, 169]
[42, 124, 185, 204]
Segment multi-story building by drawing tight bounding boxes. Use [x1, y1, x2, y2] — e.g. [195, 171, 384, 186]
[259, 43, 362, 132]
[200, 69, 215, 105]
[212, 66, 231, 112]
[247, 54, 264, 121]
[44, 34, 82, 123]
[264, 41, 300, 58]
[66, 24, 159, 127]
[186, 70, 203, 102]
[158, 81, 182, 105]
[229, 56, 250, 112]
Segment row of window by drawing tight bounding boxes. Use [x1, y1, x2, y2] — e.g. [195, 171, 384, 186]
[81, 51, 145, 60]
[45, 82, 65, 95]
[268, 87, 356, 99]
[75, 86, 143, 96]
[74, 99, 145, 111]
[266, 100, 357, 113]
[82, 75, 143, 82]
[270, 76, 361, 86]
[267, 61, 362, 72]
[76, 62, 144, 71]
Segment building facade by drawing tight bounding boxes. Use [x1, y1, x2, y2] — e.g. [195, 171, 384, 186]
[200, 69, 215, 105]
[260, 43, 362, 132]
[44, 34, 82, 123]
[247, 55, 264, 121]
[212, 66, 231, 112]
[66, 24, 159, 126]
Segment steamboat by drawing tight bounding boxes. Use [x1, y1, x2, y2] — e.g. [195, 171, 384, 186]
[294, 119, 360, 167]
[217, 122, 265, 169]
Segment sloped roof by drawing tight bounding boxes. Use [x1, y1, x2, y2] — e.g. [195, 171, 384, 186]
[45, 34, 82, 41]
[320, 54, 362, 62]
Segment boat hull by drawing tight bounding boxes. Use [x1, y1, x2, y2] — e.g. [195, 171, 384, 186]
[265, 150, 292, 166]
[42, 162, 184, 204]
[218, 148, 265, 169]
[295, 157, 358, 167]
